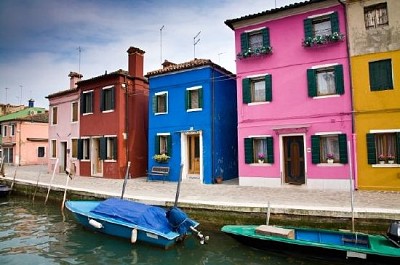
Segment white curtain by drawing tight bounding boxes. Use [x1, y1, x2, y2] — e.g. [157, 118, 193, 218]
[317, 71, 335, 95]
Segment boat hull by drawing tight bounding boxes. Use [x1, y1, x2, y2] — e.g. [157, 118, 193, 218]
[0, 185, 11, 198]
[222, 225, 400, 264]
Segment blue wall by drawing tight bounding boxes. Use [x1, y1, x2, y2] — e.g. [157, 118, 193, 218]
[148, 66, 238, 184]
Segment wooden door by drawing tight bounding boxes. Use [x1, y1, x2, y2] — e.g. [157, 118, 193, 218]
[188, 134, 200, 174]
[283, 136, 305, 185]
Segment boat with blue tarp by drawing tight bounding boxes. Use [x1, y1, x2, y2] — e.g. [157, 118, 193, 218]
[221, 223, 400, 264]
[66, 198, 202, 249]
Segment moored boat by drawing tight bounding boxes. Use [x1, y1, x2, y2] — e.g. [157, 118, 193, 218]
[66, 197, 203, 249]
[0, 184, 11, 197]
[221, 223, 400, 264]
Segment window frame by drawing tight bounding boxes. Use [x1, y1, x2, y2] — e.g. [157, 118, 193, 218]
[367, 131, 399, 165]
[71, 138, 78, 158]
[101, 86, 115, 113]
[239, 27, 271, 58]
[186, 86, 203, 112]
[364, 2, 388, 29]
[37, 146, 45, 158]
[311, 133, 348, 164]
[244, 136, 274, 164]
[71, 101, 79, 122]
[100, 136, 117, 161]
[2, 125, 7, 137]
[307, 64, 344, 98]
[369, 59, 393, 91]
[51, 106, 58, 125]
[242, 74, 272, 104]
[153, 91, 168, 114]
[78, 138, 91, 160]
[155, 133, 172, 156]
[81, 90, 94, 115]
[10, 124, 15, 136]
[51, 139, 57, 158]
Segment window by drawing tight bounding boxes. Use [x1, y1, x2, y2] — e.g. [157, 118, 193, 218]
[239, 28, 271, 58]
[244, 137, 274, 164]
[186, 87, 203, 111]
[38, 147, 45, 158]
[367, 132, 399, 164]
[71, 139, 78, 158]
[10, 124, 15, 136]
[369, 59, 393, 91]
[81, 91, 93, 114]
[364, 3, 388, 29]
[2, 125, 6, 137]
[99, 136, 117, 160]
[72, 102, 78, 122]
[78, 138, 90, 160]
[311, 134, 348, 164]
[155, 134, 171, 155]
[51, 107, 58, 125]
[153, 92, 168, 114]
[101, 86, 115, 112]
[304, 12, 339, 39]
[307, 65, 344, 97]
[51, 140, 57, 158]
[242, 75, 272, 103]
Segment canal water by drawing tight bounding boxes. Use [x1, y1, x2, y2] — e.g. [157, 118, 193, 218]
[0, 196, 384, 265]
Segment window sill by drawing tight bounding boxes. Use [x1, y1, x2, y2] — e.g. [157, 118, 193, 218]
[187, 108, 202, 112]
[250, 163, 271, 166]
[105, 159, 117, 162]
[155, 112, 168, 115]
[83, 112, 93, 116]
[102, 109, 114, 114]
[372, 164, 399, 168]
[312, 94, 340, 99]
[248, 102, 270, 106]
[318, 163, 342, 167]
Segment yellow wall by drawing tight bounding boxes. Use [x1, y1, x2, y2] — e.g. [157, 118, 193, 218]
[351, 50, 400, 190]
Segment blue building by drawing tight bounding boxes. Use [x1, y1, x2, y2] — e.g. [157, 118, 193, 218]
[146, 59, 238, 184]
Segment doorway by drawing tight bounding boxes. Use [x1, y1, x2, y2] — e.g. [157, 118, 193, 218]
[60, 142, 67, 173]
[283, 136, 305, 185]
[91, 137, 103, 177]
[187, 134, 200, 175]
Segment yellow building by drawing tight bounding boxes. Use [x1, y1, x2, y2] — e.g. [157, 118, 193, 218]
[347, 0, 400, 190]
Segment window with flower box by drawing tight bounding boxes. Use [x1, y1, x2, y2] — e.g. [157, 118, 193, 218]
[242, 75, 272, 104]
[238, 28, 271, 59]
[369, 59, 393, 91]
[367, 132, 399, 164]
[311, 134, 348, 164]
[303, 11, 344, 47]
[155, 134, 171, 156]
[152, 92, 168, 114]
[307, 65, 344, 97]
[244, 136, 274, 164]
[364, 3, 388, 29]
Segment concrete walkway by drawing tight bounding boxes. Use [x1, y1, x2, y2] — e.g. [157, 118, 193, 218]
[1, 165, 399, 220]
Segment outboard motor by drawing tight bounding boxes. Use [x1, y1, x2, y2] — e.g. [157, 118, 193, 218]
[387, 221, 400, 247]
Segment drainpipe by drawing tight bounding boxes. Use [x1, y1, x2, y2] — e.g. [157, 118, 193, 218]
[337, 0, 358, 189]
[211, 67, 215, 184]
[18, 121, 22, 166]
[124, 77, 129, 174]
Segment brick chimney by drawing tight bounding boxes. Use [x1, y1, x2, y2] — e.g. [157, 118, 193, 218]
[127, 47, 145, 77]
[68, 71, 83, 89]
[162, 60, 176, 69]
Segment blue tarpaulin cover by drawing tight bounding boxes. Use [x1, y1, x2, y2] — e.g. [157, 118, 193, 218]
[91, 198, 172, 234]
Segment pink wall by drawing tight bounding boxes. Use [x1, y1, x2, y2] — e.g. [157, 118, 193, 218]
[235, 4, 354, 189]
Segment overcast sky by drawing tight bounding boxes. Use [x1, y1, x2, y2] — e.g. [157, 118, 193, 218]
[0, 0, 300, 108]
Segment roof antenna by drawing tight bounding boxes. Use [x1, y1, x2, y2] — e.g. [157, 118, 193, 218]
[160, 25, 165, 66]
[77, 46, 82, 75]
[193, 31, 201, 59]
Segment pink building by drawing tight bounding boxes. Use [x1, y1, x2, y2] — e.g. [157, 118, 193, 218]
[225, 0, 353, 190]
[46, 72, 82, 174]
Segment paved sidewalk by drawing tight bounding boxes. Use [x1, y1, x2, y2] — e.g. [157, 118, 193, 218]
[1, 165, 399, 220]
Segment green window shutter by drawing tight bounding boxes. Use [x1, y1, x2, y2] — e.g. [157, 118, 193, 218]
[244, 138, 253, 164]
[167, 135, 172, 156]
[77, 139, 83, 160]
[369, 60, 393, 91]
[338, 134, 348, 164]
[335, 64, 344, 95]
[307, 69, 317, 97]
[262, 28, 270, 47]
[152, 95, 157, 113]
[366, 133, 376, 164]
[396, 133, 400, 164]
[382, 60, 393, 89]
[185, 90, 190, 110]
[311, 135, 321, 164]
[100, 89, 104, 111]
[198, 88, 203, 108]
[242, 78, 251, 104]
[100, 137, 107, 160]
[110, 87, 115, 110]
[265, 75, 272, 102]
[113, 137, 117, 160]
[304, 18, 313, 38]
[240, 32, 249, 53]
[266, 137, 274, 164]
[369, 62, 379, 91]
[163, 93, 167, 112]
[155, 135, 160, 154]
[330, 12, 339, 33]
[80, 93, 84, 114]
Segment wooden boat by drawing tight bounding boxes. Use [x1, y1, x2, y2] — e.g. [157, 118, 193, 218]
[66, 197, 202, 249]
[221, 224, 400, 264]
[0, 184, 11, 197]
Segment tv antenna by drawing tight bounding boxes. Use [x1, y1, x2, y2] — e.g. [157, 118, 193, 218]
[77, 46, 82, 74]
[193, 31, 201, 58]
[19, 85, 23, 105]
[160, 25, 165, 65]
[4, 87, 9, 103]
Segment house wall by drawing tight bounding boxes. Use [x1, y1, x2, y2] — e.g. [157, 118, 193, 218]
[48, 92, 80, 174]
[19, 122, 48, 165]
[234, 3, 353, 189]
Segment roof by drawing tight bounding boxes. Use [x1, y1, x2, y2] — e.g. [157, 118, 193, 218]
[0, 107, 47, 123]
[77, 69, 147, 85]
[224, 0, 330, 30]
[145, 58, 235, 77]
[46, 87, 79, 99]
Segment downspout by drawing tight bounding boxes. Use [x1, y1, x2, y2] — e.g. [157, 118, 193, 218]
[338, 0, 358, 189]
[18, 121, 22, 166]
[124, 76, 129, 174]
[211, 68, 215, 184]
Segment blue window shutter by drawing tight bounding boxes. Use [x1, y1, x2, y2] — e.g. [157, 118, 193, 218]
[338, 134, 348, 164]
[242, 78, 251, 103]
[77, 139, 83, 160]
[100, 137, 107, 160]
[311, 135, 320, 164]
[330, 12, 339, 33]
[304, 18, 313, 38]
[240, 32, 249, 53]
[262, 28, 270, 47]
[266, 137, 274, 163]
[366, 133, 376, 164]
[244, 138, 253, 164]
[307, 69, 317, 97]
[265, 75, 272, 102]
[335, 65, 344, 95]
